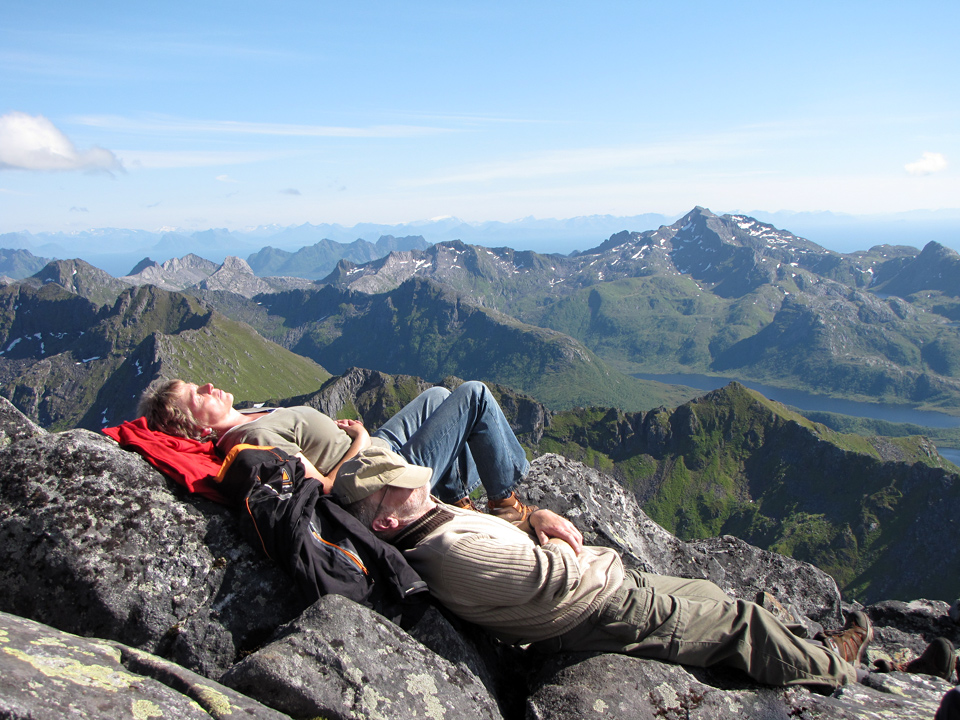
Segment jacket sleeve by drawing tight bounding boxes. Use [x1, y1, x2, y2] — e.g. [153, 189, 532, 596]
[433, 533, 582, 607]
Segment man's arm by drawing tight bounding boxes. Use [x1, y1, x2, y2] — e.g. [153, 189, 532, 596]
[524, 509, 584, 554]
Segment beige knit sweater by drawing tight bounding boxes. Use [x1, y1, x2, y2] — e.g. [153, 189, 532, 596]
[395, 505, 624, 644]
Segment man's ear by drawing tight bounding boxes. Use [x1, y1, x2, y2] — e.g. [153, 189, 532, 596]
[372, 514, 400, 533]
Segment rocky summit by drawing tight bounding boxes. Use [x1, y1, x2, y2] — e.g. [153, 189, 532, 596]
[0, 396, 957, 719]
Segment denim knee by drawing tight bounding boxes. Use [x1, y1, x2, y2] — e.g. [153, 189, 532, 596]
[420, 385, 451, 407]
[456, 380, 487, 400]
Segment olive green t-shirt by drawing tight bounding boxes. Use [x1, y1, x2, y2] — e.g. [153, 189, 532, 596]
[217, 406, 352, 475]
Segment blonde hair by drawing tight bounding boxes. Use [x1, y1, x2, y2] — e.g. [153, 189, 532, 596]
[137, 378, 205, 440]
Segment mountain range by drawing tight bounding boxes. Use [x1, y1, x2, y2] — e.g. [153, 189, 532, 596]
[8, 204, 960, 417]
[0, 215, 675, 277]
[316, 207, 960, 415]
[8, 206, 960, 419]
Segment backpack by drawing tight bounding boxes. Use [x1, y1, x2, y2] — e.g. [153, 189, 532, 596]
[214, 444, 429, 627]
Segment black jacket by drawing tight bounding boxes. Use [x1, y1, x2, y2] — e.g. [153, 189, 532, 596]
[215, 444, 429, 627]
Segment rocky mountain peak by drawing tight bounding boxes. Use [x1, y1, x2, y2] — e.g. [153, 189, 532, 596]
[872, 240, 960, 298]
[122, 253, 219, 291]
[28, 258, 131, 307]
[197, 256, 275, 298]
[125, 257, 159, 275]
[918, 240, 958, 261]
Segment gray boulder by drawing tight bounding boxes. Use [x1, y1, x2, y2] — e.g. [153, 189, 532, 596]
[527, 652, 954, 720]
[0, 395, 43, 447]
[0, 417, 303, 679]
[222, 594, 503, 720]
[0, 610, 288, 719]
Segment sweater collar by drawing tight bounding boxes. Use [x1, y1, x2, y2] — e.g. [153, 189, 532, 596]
[393, 505, 454, 552]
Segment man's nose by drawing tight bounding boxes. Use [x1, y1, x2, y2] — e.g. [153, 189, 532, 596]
[200, 383, 214, 394]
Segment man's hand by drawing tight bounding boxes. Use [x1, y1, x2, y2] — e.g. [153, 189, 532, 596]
[529, 509, 583, 555]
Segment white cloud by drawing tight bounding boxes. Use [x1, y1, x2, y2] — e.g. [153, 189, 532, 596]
[905, 152, 947, 176]
[116, 149, 278, 169]
[0, 112, 122, 172]
[280, 188, 301, 196]
[216, 174, 238, 183]
[74, 114, 451, 138]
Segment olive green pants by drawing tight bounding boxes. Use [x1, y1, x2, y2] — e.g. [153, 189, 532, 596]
[534, 569, 857, 689]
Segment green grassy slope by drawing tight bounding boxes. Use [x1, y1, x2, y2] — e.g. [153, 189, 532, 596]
[528, 382, 959, 602]
[246, 277, 694, 412]
[0, 283, 330, 430]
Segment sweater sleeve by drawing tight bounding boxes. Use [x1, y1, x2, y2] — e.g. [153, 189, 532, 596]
[436, 533, 582, 607]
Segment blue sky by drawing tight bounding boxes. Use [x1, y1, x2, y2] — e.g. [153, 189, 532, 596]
[1, 0, 957, 238]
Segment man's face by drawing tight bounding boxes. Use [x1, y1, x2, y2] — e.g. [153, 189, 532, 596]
[371, 483, 432, 535]
[177, 382, 235, 432]
[391, 483, 432, 521]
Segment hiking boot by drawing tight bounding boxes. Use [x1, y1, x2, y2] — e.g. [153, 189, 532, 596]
[874, 638, 957, 681]
[819, 610, 873, 666]
[488, 491, 538, 523]
[451, 496, 480, 512]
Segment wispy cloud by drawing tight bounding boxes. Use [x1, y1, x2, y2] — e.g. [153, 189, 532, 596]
[905, 152, 947, 176]
[116, 149, 279, 169]
[403, 129, 763, 187]
[280, 188, 301, 196]
[74, 114, 452, 138]
[0, 112, 122, 172]
[216, 174, 239, 183]
[69, 206, 88, 212]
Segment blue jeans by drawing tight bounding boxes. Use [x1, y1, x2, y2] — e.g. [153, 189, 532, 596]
[372, 381, 529, 504]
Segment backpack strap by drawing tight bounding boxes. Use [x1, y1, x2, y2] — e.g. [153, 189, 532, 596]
[214, 444, 295, 506]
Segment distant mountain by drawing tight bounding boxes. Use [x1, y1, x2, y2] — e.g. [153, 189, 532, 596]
[322, 207, 960, 414]
[0, 214, 683, 276]
[0, 283, 330, 430]
[120, 254, 220, 291]
[0, 248, 50, 279]
[871, 240, 960, 299]
[747, 208, 960, 254]
[324, 208, 879, 303]
[122, 254, 314, 298]
[150, 228, 262, 264]
[246, 235, 429, 279]
[24, 258, 131, 308]
[236, 214, 679, 255]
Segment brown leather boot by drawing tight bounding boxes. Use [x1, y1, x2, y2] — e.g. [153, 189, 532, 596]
[874, 637, 957, 681]
[452, 496, 480, 512]
[487, 491, 538, 523]
[818, 610, 873, 666]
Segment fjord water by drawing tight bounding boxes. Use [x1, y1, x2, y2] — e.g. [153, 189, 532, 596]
[635, 373, 960, 464]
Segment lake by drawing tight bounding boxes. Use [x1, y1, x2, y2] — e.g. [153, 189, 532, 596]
[634, 372, 960, 464]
